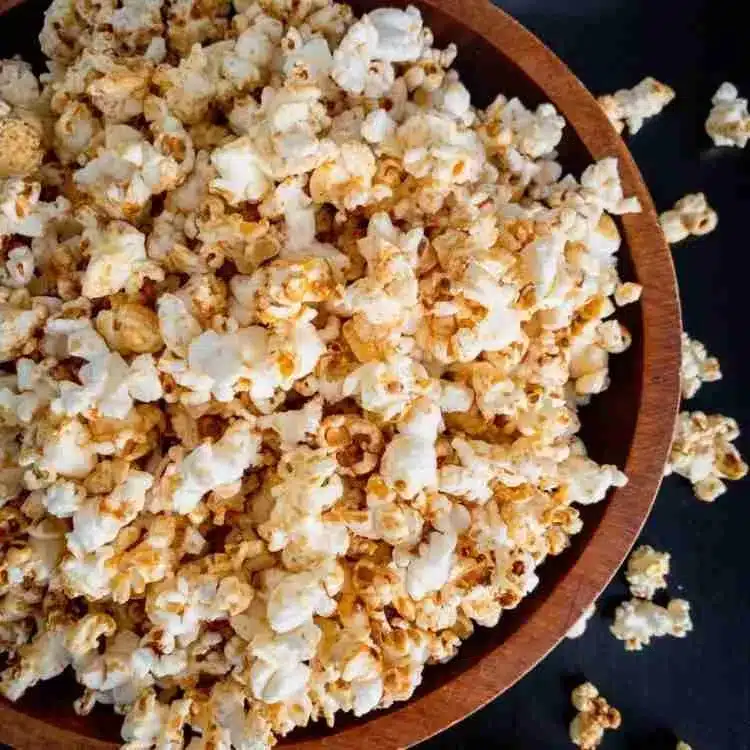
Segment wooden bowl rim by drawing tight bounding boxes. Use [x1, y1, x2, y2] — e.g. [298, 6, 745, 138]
[0, 0, 681, 747]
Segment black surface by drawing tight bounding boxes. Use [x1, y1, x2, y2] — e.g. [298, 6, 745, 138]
[2, 1, 750, 749]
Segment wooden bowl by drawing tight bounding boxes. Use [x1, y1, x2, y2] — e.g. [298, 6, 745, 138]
[0, 0, 681, 747]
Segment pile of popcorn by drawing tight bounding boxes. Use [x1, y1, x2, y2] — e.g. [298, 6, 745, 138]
[0, 1, 643, 746]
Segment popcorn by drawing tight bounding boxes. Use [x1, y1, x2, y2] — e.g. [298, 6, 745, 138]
[0, 115, 44, 178]
[166, 420, 261, 514]
[666, 411, 748, 502]
[659, 193, 718, 244]
[74, 125, 186, 220]
[625, 545, 670, 600]
[681, 333, 721, 399]
[1, 177, 70, 239]
[614, 281, 642, 307]
[598, 77, 675, 135]
[569, 682, 622, 749]
[81, 222, 150, 299]
[706, 82, 750, 148]
[610, 598, 693, 651]
[566, 602, 596, 639]
[0, 2, 643, 746]
[67, 471, 153, 554]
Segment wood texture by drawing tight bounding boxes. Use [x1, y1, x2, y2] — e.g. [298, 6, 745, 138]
[0, 0, 681, 747]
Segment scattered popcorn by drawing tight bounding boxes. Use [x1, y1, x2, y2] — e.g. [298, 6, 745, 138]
[566, 602, 596, 639]
[681, 333, 722, 399]
[659, 193, 718, 244]
[666, 412, 748, 501]
[706, 82, 750, 148]
[569, 682, 622, 749]
[598, 77, 675, 135]
[625, 545, 670, 600]
[0, 1, 642, 746]
[610, 598, 693, 651]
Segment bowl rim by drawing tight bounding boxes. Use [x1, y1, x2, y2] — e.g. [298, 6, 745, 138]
[0, 0, 681, 748]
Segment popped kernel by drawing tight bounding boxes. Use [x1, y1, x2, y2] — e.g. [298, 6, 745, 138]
[598, 77, 675, 135]
[681, 333, 721, 399]
[610, 598, 693, 651]
[569, 682, 622, 749]
[659, 193, 718, 244]
[625, 545, 670, 600]
[666, 412, 748, 502]
[706, 82, 750, 148]
[566, 602, 596, 639]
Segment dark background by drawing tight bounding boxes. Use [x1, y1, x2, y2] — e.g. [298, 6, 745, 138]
[2, 0, 750, 748]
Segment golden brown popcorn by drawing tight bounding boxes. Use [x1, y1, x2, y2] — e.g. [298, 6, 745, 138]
[319, 414, 384, 476]
[569, 682, 622, 749]
[95, 301, 164, 354]
[666, 411, 748, 501]
[0, 115, 44, 178]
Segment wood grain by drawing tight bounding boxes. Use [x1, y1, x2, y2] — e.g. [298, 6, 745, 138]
[0, 0, 681, 748]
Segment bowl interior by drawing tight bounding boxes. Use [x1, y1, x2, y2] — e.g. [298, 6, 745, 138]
[0, 1, 666, 747]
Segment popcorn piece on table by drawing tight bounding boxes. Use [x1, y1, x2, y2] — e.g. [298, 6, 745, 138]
[681, 332, 722, 399]
[598, 77, 675, 135]
[666, 411, 748, 502]
[566, 602, 596, 639]
[659, 193, 718, 244]
[676, 743, 693, 750]
[614, 281, 642, 307]
[569, 682, 622, 749]
[610, 598, 693, 651]
[706, 82, 750, 148]
[625, 545, 670, 600]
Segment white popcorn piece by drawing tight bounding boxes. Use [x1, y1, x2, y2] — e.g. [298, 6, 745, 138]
[598, 77, 675, 135]
[331, 7, 424, 96]
[168, 420, 261, 514]
[706, 82, 750, 148]
[404, 529, 456, 601]
[74, 125, 185, 220]
[0, 177, 70, 239]
[625, 545, 670, 600]
[157, 293, 203, 357]
[666, 411, 747, 502]
[258, 396, 323, 449]
[266, 564, 341, 634]
[81, 222, 149, 299]
[681, 333, 721, 399]
[610, 598, 693, 651]
[614, 281, 642, 307]
[67, 471, 153, 554]
[569, 682, 622, 750]
[566, 603, 596, 639]
[659, 193, 718, 244]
